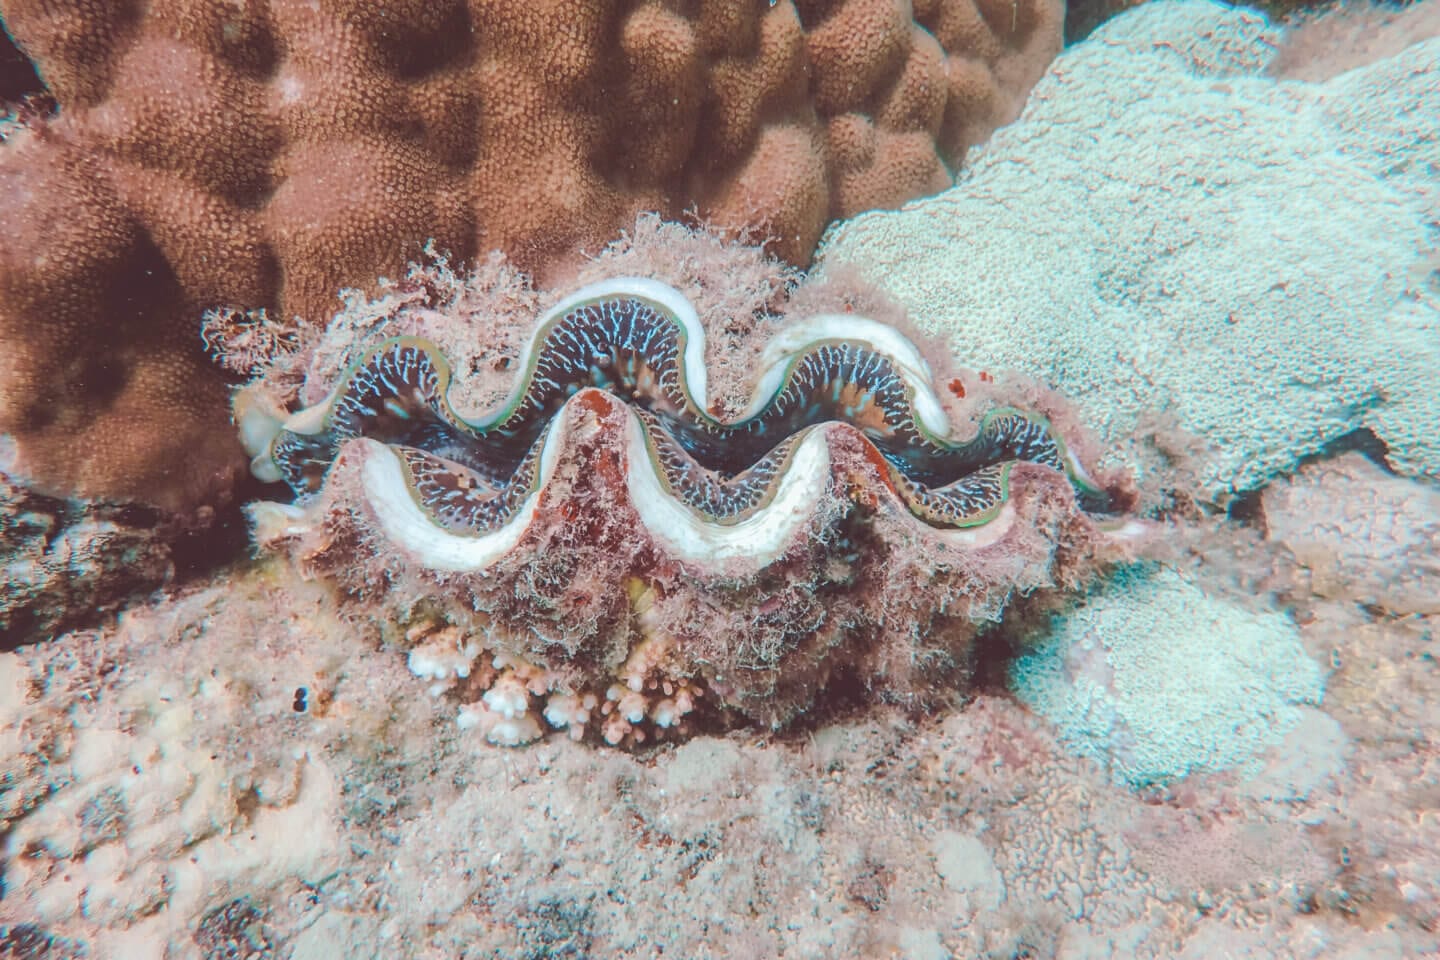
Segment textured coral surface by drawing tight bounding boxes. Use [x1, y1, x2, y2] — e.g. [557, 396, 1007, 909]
[1261, 452, 1440, 617]
[818, 0, 1440, 500]
[1011, 564, 1329, 788]
[0, 0, 1061, 509]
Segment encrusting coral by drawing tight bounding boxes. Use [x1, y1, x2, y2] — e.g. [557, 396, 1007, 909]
[0, 0, 1062, 510]
[225, 223, 1143, 745]
[1009, 564, 1328, 789]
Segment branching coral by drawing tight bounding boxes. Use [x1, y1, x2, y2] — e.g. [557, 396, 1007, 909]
[234, 239, 1141, 744]
[0, 0, 1062, 509]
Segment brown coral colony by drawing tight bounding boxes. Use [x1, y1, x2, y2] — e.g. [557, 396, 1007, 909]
[0, 0, 1061, 510]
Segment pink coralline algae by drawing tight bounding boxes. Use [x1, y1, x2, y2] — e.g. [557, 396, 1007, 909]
[230, 242, 1142, 746]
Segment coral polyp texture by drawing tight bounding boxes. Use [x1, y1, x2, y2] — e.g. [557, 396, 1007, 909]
[816, 0, 1440, 498]
[238, 263, 1138, 745]
[0, 0, 1062, 509]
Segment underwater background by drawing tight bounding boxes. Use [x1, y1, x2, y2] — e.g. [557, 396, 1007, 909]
[1, 0, 1437, 957]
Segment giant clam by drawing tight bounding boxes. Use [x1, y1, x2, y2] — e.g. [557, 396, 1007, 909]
[240, 277, 1139, 744]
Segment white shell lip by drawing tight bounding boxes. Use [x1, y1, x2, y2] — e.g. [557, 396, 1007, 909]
[354, 407, 1024, 573]
[936, 499, 1016, 548]
[234, 386, 290, 481]
[356, 411, 567, 572]
[245, 499, 314, 545]
[351, 396, 834, 575]
[624, 411, 832, 570]
[261, 279, 968, 478]
[279, 394, 335, 436]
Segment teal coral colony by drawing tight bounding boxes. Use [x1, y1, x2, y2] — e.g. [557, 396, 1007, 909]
[242, 276, 1138, 743]
[256, 278, 1116, 563]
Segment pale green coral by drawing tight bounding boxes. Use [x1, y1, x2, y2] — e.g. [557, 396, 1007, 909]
[1009, 566, 1325, 788]
[816, 0, 1440, 499]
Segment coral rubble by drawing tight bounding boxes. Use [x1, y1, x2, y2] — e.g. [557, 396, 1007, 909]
[232, 243, 1139, 744]
[0, 0, 1062, 509]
